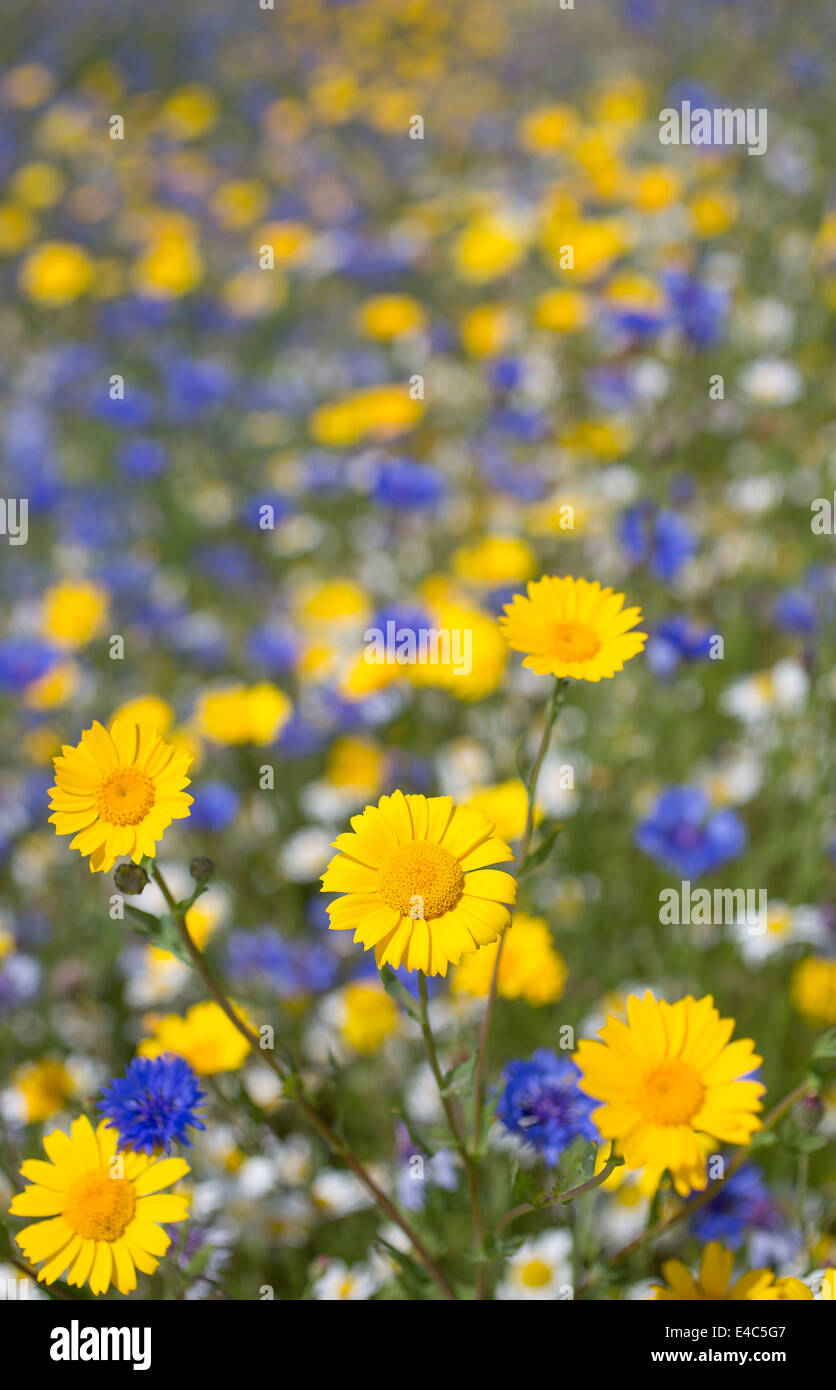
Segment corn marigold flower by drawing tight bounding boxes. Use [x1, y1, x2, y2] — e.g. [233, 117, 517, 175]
[791, 956, 836, 1027]
[137, 999, 252, 1075]
[98, 1056, 207, 1155]
[451, 912, 566, 1006]
[9, 1114, 190, 1295]
[48, 720, 193, 874]
[321, 789, 516, 976]
[652, 1241, 786, 1301]
[500, 575, 646, 682]
[575, 992, 765, 1196]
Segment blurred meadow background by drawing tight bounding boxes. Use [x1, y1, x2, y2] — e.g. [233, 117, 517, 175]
[0, 0, 835, 1301]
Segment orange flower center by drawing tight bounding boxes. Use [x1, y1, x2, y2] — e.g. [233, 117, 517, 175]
[378, 841, 465, 920]
[550, 622, 600, 663]
[63, 1170, 136, 1241]
[96, 768, 155, 825]
[642, 1061, 706, 1126]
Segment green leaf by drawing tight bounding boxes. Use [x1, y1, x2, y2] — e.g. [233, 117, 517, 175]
[518, 821, 564, 877]
[375, 1238, 433, 1297]
[126, 909, 192, 967]
[379, 965, 422, 1024]
[510, 1162, 546, 1208]
[812, 1028, 836, 1060]
[440, 1052, 476, 1098]
[556, 1137, 599, 1192]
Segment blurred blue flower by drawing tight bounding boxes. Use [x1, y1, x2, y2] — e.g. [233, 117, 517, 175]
[189, 781, 240, 833]
[646, 617, 715, 677]
[773, 587, 818, 635]
[394, 1124, 459, 1211]
[0, 638, 59, 695]
[372, 458, 444, 509]
[620, 502, 696, 581]
[225, 927, 338, 998]
[689, 1165, 777, 1250]
[662, 271, 729, 348]
[635, 785, 747, 879]
[118, 438, 169, 480]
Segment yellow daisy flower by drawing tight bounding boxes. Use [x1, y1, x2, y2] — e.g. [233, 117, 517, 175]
[652, 1242, 776, 1301]
[321, 790, 517, 976]
[48, 720, 193, 874]
[9, 1115, 189, 1295]
[451, 912, 566, 1005]
[137, 1000, 251, 1075]
[575, 993, 765, 1195]
[500, 575, 646, 682]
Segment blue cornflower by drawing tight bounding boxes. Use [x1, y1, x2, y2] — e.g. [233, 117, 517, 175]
[496, 1051, 599, 1166]
[118, 438, 169, 480]
[689, 1166, 777, 1251]
[646, 617, 715, 677]
[662, 271, 729, 348]
[225, 928, 338, 998]
[773, 587, 818, 635]
[189, 781, 240, 832]
[371, 458, 444, 509]
[635, 785, 747, 879]
[620, 501, 696, 582]
[0, 638, 60, 695]
[98, 1056, 207, 1154]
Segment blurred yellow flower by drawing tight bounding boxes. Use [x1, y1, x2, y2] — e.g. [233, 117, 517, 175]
[339, 983, 399, 1054]
[309, 385, 422, 446]
[41, 580, 108, 648]
[138, 1000, 251, 1074]
[133, 222, 203, 298]
[465, 779, 540, 843]
[533, 287, 589, 333]
[454, 212, 526, 282]
[111, 695, 174, 737]
[196, 682, 291, 745]
[631, 166, 681, 213]
[0, 202, 35, 255]
[10, 162, 65, 209]
[690, 189, 737, 237]
[13, 1058, 75, 1124]
[357, 294, 425, 340]
[518, 104, 580, 153]
[326, 737, 385, 798]
[160, 83, 218, 139]
[791, 957, 836, 1027]
[451, 913, 566, 1005]
[653, 1242, 778, 1301]
[453, 535, 536, 587]
[20, 241, 93, 304]
[460, 302, 514, 357]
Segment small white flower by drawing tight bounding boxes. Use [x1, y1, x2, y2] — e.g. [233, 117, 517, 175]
[312, 1259, 380, 1301]
[311, 1168, 374, 1218]
[739, 358, 802, 406]
[495, 1229, 574, 1300]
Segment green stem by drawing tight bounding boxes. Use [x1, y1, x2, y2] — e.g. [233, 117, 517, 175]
[417, 975, 486, 1297]
[470, 677, 568, 1153]
[495, 1154, 621, 1238]
[466, 676, 568, 1298]
[150, 865, 457, 1302]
